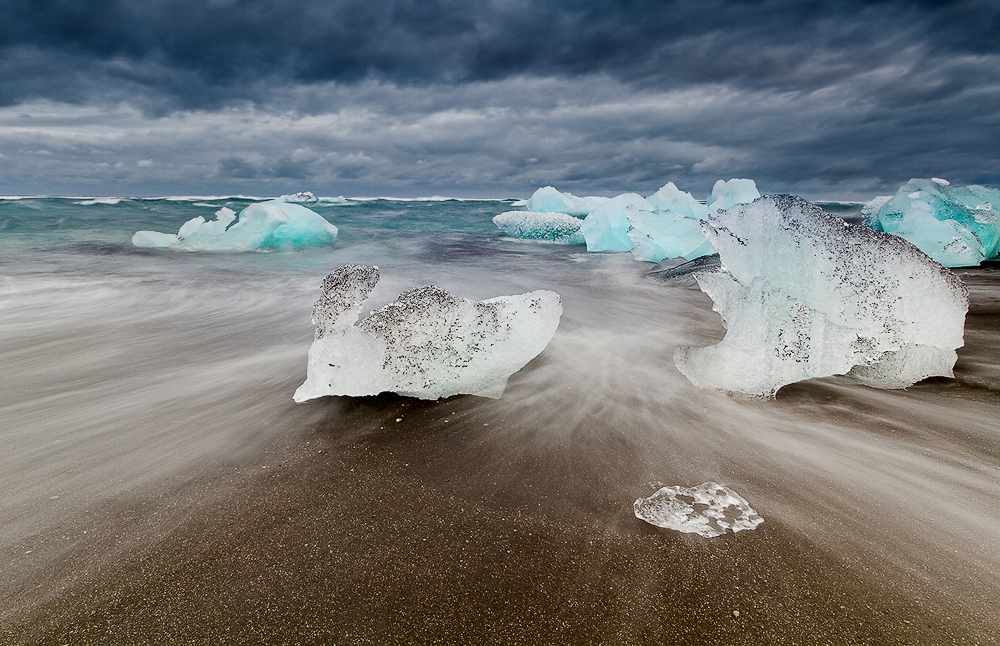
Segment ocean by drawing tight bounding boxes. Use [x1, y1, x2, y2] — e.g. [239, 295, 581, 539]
[1, 196, 998, 643]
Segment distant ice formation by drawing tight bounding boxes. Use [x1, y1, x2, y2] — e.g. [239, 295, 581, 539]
[495, 179, 759, 263]
[674, 195, 969, 399]
[863, 178, 1000, 267]
[279, 191, 348, 205]
[525, 186, 609, 216]
[132, 200, 338, 251]
[293, 265, 562, 402]
[492, 210, 585, 244]
[634, 482, 763, 538]
[580, 179, 758, 260]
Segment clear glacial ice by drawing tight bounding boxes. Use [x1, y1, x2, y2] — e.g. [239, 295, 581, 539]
[674, 195, 969, 399]
[634, 482, 763, 538]
[864, 178, 1000, 267]
[293, 265, 562, 402]
[132, 199, 338, 251]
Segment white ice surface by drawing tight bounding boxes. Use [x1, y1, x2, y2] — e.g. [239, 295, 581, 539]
[294, 265, 562, 401]
[634, 482, 763, 538]
[674, 195, 969, 399]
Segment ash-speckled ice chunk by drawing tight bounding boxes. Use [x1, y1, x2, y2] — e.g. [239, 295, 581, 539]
[674, 195, 969, 399]
[634, 482, 763, 538]
[293, 265, 562, 402]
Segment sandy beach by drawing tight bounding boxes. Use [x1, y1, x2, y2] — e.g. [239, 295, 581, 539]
[2, 262, 998, 645]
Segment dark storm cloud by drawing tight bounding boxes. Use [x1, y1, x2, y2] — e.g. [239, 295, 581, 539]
[1, 0, 999, 197]
[2, 0, 999, 108]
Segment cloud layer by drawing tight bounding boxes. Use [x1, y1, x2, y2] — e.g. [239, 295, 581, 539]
[1, 0, 999, 197]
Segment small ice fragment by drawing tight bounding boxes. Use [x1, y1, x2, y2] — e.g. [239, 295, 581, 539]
[634, 482, 763, 538]
[279, 191, 319, 203]
[49, 495, 60, 500]
[293, 265, 562, 401]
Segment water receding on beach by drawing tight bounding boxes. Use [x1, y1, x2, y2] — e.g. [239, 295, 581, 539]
[1, 197, 998, 643]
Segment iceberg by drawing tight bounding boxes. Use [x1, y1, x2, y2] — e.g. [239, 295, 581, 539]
[626, 207, 716, 262]
[863, 178, 1000, 267]
[280, 191, 319, 203]
[634, 482, 763, 538]
[492, 210, 585, 244]
[674, 195, 969, 399]
[132, 200, 338, 251]
[579, 193, 654, 252]
[278, 191, 348, 205]
[646, 182, 710, 219]
[293, 265, 562, 402]
[503, 179, 760, 261]
[706, 178, 761, 214]
[525, 186, 609, 216]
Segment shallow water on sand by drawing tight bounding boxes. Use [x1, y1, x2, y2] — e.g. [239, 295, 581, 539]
[1, 197, 998, 642]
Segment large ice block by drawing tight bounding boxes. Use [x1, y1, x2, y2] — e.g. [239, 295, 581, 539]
[293, 265, 562, 401]
[492, 210, 585, 244]
[674, 195, 969, 399]
[864, 178, 1000, 267]
[626, 207, 716, 262]
[132, 200, 338, 251]
[525, 186, 609, 216]
[580, 193, 654, 252]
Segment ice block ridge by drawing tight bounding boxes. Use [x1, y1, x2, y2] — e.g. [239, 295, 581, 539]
[634, 482, 763, 538]
[495, 179, 759, 262]
[674, 195, 969, 399]
[294, 265, 562, 402]
[132, 199, 338, 251]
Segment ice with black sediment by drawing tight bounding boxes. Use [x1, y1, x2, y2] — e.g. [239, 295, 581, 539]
[674, 195, 969, 399]
[293, 265, 562, 402]
[634, 482, 763, 538]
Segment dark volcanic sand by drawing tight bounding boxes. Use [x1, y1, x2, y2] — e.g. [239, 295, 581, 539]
[2, 270, 999, 645]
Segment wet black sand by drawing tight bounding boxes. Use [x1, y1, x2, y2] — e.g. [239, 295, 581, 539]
[2, 270, 999, 645]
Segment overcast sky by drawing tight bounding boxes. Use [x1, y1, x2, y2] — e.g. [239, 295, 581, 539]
[1, 0, 998, 199]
